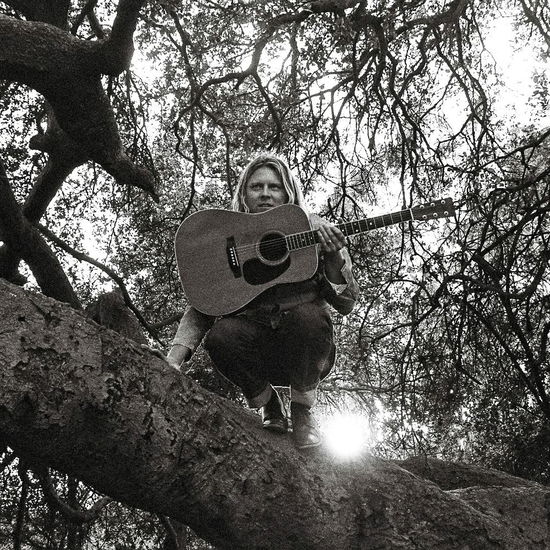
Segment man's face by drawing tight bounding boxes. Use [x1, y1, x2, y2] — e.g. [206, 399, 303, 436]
[244, 166, 289, 213]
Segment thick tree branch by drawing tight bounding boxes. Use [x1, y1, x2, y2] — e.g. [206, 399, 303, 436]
[397, 456, 537, 490]
[1, 104, 89, 286]
[0, 279, 549, 549]
[3, 0, 70, 26]
[26, 108, 88, 222]
[98, 0, 145, 74]
[0, 13, 158, 200]
[0, 159, 81, 307]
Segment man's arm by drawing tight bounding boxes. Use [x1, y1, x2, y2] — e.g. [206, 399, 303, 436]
[322, 247, 359, 315]
[310, 214, 359, 315]
[323, 249, 346, 284]
[167, 306, 215, 369]
[166, 344, 192, 367]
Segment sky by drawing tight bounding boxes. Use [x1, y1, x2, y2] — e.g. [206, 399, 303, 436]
[484, 15, 550, 129]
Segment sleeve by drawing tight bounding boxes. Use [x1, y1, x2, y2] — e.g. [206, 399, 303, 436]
[326, 247, 355, 294]
[171, 306, 215, 354]
[321, 248, 359, 316]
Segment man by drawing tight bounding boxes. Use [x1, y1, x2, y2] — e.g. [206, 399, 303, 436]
[167, 153, 359, 449]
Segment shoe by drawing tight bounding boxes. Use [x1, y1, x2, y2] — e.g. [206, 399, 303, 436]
[261, 390, 288, 434]
[291, 402, 321, 449]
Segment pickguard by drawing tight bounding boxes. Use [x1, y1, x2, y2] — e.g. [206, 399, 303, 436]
[243, 257, 291, 285]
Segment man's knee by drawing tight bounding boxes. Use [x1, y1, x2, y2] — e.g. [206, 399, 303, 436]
[204, 317, 260, 358]
[285, 303, 332, 341]
[204, 318, 236, 355]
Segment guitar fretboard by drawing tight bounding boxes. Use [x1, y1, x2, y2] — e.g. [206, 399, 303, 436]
[285, 208, 414, 251]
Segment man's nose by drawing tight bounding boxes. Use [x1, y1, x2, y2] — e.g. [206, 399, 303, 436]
[260, 185, 271, 196]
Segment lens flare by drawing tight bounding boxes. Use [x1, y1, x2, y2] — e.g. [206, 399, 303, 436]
[322, 413, 371, 459]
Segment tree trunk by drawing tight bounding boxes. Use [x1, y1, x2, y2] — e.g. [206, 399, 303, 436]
[0, 279, 548, 549]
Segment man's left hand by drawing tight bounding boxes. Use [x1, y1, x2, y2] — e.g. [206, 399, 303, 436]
[311, 219, 347, 284]
[313, 219, 346, 254]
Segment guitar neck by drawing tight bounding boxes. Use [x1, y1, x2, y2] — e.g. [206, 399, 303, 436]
[286, 207, 414, 251]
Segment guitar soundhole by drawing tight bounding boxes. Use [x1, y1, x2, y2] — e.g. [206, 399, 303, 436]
[258, 232, 288, 263]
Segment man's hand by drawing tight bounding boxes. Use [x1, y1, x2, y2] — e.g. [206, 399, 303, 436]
[311, 218, 346, 284]
[166, 344, 192, 370]
[140, 344, 167, 361]
[313, 219, 346, 255]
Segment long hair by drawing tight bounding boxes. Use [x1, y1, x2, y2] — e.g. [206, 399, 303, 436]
[231, 153, 307, 213]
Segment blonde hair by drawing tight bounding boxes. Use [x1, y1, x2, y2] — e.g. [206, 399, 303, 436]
[231, 153, 306, 213]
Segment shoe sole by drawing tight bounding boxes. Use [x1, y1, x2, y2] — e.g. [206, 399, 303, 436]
[294, 440, 321, 449]
[263, 422, 288, 434]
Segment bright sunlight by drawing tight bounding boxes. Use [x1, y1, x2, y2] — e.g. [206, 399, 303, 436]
[322, 412, 373, 459]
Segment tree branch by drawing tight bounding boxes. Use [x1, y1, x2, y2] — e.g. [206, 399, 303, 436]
[36, 222, 161, 340]
[0, 13, 158, 201]
[35, 467, 112, 524]
[0, 158, 81, 307]
[14, 466, 30, 550]
[97, 0, 146, 75]
[1, 279, 549, 549]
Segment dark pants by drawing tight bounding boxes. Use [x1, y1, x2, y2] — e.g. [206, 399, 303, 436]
[204, 302, 334, 407]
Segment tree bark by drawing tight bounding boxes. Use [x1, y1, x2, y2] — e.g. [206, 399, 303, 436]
[0, 279, 549, 549]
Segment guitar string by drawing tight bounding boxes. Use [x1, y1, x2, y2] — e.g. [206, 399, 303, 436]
[226, 204, 451, 255]
[231, 231, 317, 254]
[230, 221, 393, 254]
[231, 226, 347, 254]
[186, 205, 451, 281]
[229, 212, 413, 254]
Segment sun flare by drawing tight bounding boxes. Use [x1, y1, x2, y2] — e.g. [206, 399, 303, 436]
[322, 413, 372, 459]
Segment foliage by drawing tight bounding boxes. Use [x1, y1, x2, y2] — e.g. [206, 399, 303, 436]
[1, 0, 550, 546]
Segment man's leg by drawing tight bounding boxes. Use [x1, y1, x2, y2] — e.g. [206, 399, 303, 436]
[204, 316, 287, 432]
[204, 316, 270, 406]
[276, 303, 334, 448]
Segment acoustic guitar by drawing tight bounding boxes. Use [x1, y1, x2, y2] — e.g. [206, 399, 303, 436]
[175, 198, 455, 316]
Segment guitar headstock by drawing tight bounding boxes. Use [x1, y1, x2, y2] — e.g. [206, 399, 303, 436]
[411, 198, 455, 220]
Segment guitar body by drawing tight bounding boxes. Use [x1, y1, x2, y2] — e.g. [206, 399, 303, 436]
[175, 196, 456, 316]
[175, 204, 319, 316]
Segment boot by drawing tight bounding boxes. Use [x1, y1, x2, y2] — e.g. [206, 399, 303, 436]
[260, 389, 288, 434]
[290, 402, 321, 449]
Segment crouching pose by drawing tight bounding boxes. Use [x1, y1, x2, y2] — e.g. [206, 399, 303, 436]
[168, 153, 359, 449]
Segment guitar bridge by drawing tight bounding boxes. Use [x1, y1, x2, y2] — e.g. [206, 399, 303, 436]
[226, 236, 241, 278]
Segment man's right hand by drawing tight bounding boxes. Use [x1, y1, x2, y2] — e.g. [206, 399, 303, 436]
[166, 344, 192, 369]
